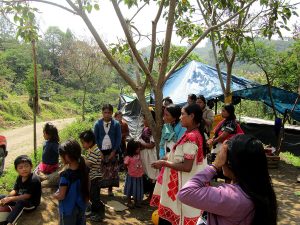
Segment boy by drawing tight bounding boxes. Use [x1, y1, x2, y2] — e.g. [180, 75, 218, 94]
[79, 130, 105, 222]
[0, 155, 41, 225]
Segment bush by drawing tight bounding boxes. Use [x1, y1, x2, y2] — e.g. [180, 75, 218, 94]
[60, 119, 94, 142]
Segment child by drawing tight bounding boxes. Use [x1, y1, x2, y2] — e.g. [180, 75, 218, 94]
[0, 155, 41, 225]
[139, 112, 159, 202]
[54, 140, 89, 225]
[124, 139, 144, 208]
[37, 122, 60, 175]
[79, 130, 105, 222]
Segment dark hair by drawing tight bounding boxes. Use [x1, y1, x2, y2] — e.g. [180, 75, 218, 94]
[14, 155, 32, 169]
[43, 122, 59, 142]
[102, 103, 113, 112]
[126, 139, 140, 157]
[165, 104, 181, 124]
[188, 94, 197, 102]
[223, 103, 236, 120]
[227, 135, 277, 225]
[59, 140, 90, 201]
[79, 130, 96, 146]
[182, 104, 208, 157]
[162, 97, 173, 105]
[197, 95, 206, 105]
[114, 111, 123, 117]
[207, 99, 215, 109]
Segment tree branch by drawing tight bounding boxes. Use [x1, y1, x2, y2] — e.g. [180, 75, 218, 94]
[129, 2, 147, 22]
[111, 0, 156, 86]
[1, 0, 78, 15]
[65, 0, 138, 91]
[149, 0, 165, 73]
[158, 0, 176, 87]
[164, 0, 256, 83]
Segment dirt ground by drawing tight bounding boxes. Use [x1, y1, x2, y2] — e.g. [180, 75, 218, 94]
[2, 118, 75, 169]
[17, 160, 300, 225]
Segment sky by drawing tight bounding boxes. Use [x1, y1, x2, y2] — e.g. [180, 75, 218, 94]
[32, 0, 300, 48]
[33, 1, 193, 48]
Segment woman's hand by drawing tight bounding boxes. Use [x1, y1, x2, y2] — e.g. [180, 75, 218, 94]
[213, 142, 228, 170]
[151, 160, 166, 169]
[108, 151, 116, 161]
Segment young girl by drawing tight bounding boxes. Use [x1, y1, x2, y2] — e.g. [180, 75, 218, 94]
[54, 140, 89, 225]
[139, 112, 159, 202]
[37, 123, 60, 175]
[124, 139, 144, 208]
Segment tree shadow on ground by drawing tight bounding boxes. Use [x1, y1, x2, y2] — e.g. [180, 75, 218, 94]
[269, 161, 300, 225]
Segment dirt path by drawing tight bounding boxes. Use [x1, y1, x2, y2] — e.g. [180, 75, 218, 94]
[1, 118, 76, 169]
[18, 160, 300, 225]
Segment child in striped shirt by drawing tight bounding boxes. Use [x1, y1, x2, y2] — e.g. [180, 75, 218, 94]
[79, 130, 104, 222]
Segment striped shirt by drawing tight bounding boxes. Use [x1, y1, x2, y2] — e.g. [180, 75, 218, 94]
[87, 145, 103, 180]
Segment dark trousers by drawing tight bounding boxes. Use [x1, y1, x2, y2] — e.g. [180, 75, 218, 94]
[0, 194, 35, 224]
[159, 217, 172, 225]
[90, 178, 105, 216]
[59, 206, 85, 225]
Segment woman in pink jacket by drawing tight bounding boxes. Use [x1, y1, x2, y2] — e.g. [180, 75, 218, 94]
[178, 134, 277, 225]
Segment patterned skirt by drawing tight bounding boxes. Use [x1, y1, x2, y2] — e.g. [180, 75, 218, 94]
[124, 174, 144, 201]
[99, 155, 119, 188]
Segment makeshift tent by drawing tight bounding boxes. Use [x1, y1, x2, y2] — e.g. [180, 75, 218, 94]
[163, 60, 259, 105]
[232, 85, 300, 122]
[118, 94, 154, 139]
[162, 60, 300, 122]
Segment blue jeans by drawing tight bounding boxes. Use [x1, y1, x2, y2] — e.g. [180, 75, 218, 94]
[59, 206, 86, 225]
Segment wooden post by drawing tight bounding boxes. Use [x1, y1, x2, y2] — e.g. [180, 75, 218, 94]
[32, 39, 38, 163]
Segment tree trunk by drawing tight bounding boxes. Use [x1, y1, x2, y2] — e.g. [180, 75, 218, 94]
[31, 39, 38, 163]
[82, 85, 87, 121]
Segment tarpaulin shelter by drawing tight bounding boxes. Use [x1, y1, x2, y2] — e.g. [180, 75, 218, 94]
[162, 60, 300, 122]
[118, 94, 153, 139]
[162, 60, 300, 154]
[162, 60, 259, 105]
[232, 85, 300, 122]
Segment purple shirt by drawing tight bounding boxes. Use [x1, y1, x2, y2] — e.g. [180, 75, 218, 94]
[178, 166, 255, 225]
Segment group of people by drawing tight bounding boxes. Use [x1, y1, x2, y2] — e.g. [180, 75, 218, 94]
[0, 95, 278, 225]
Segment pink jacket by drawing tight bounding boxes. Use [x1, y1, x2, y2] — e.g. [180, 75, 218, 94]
[178, 166, 254, 225]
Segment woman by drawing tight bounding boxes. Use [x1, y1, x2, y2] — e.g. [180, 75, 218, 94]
[207, 103, 243, 156]
[151, 104, 207, 225]
[178, 134, 277, 225]
[94, 104, 121, 196]
[159, 104, 186, 159]
[196, 95, 214, 136]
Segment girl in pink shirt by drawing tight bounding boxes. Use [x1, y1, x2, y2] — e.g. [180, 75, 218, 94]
[124, 139, 144, 208]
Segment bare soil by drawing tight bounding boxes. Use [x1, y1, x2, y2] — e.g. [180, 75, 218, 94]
[2, 121, 299, 224]
[18, 160, 300, 225]
[2, 118, 76, 169]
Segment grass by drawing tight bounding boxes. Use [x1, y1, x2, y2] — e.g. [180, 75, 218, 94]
[0, 118, 95, 193]
[0, 94, 80, 129]
[280, 152, 300, 167]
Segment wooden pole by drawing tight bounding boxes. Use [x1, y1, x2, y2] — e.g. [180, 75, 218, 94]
[32, 39, 38, 162]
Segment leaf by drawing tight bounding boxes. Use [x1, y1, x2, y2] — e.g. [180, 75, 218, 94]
[94, 4, 100, 10]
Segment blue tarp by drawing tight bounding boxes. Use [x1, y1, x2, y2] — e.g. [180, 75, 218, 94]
[163, 60, 259, 105]
[233, 85, 300, 122]
[163, 60, 300, 122]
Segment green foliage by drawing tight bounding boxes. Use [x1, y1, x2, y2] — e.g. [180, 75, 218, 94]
[237, 39, 299, 92]
[60, 119, 94, 142]
[280, 152, 300, 167]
